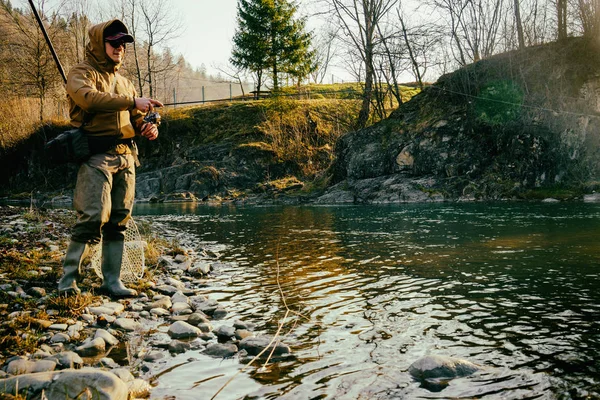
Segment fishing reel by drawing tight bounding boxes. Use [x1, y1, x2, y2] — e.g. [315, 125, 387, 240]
[143, 111, 161, 126]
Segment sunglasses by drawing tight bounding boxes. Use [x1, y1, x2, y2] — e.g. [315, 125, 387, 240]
[106, 39, 127, 49]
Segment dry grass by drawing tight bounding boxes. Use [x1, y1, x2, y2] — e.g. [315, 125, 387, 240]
[46, 292, 98, 319]
[258, 98, 359, 177]
[0, 97, 68, 152]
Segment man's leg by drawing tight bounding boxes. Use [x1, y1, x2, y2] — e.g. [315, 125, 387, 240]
[59, 162, 112, 294]
[99, 154, 137, 298]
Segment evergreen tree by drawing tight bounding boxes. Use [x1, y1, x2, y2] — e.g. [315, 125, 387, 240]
[231, 0, 315, 93]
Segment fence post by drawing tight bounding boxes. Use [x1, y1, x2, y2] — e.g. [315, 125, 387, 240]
[202, 86, 205, 103]
[173, 88, 177, 109]
[230, 83, 232, 101]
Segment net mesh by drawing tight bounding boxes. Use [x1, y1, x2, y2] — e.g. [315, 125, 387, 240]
[90, 218, 146, 282]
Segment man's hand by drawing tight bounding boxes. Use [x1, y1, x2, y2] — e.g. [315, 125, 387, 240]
[134, 97, 164, 112]
[141, 122, 159, 141]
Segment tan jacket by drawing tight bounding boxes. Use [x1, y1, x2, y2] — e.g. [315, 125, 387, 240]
[66, 19, 144, 140]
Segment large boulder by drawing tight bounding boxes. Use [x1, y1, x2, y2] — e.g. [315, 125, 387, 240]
[0, 368, 128, 400]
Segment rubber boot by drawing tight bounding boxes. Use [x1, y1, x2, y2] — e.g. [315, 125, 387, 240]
[98, 240, 137, 298]
[58, 241, 89, 295]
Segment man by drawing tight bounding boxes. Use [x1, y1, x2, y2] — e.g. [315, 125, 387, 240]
[58, 19, 163, 297]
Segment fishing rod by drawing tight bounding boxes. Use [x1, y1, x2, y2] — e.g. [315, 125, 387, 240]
[28, 0, 67, 84]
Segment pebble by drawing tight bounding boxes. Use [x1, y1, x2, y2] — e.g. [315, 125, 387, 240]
[48, 323, 68, 331]
[50, 333, 70, 343]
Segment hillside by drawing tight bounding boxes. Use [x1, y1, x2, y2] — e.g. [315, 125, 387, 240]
[321, 37, 600, 203]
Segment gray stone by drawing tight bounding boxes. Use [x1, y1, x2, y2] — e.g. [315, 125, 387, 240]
[89, 302, 125, 316]
[203, 343, 238, 358]
[150, 307, 171, 317]
[187, 312, 210, 326]
[165, 277, 186, 289]
[150, 296, 172, 310]
[171, 302, 193, 315]
[168, 340, 192, 354]
[197, 322, 213, 333]
[155, 285, 180, 295]
[233, 320, 256, 331]
[168, 321, 201, 339]
[171, 291, 189, 304]
[235, 329, 254, 340]
[50, 332, 70, 343]
[191, 261, 211, 275]
[214, 325, 236, 340]
[75, 337, 106, 357]
[190, 296, 219, 315]
[45, 351, 84, 370]
[239, 336, 291, 357]
[113, 318, 142, 332]
[0, 368, 128, 400]
[48, 323, 68, 331]
[212, 306, 227, 319]
[143, 351, 165, 362]
[95, 329, 119, 347]
[6, 359, 56, 375]
[408, 355, 480, 381]
[111, 368, 134, 383]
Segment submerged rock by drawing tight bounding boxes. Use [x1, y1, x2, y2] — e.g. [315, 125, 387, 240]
[408, 355, 480, 381]
[203, 343, 238, 358]
[239, 336, 291, 357]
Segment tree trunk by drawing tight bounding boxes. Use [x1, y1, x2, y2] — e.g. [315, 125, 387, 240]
[514, 0, 525, 49]
[557, 0, 568, 40]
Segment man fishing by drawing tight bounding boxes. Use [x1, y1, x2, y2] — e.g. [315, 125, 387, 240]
[58, 19, 163, 297]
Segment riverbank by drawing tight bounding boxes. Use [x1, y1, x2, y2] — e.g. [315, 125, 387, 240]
[0, 205, 290, 400]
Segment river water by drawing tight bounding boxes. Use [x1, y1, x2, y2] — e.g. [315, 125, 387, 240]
[134, 202, 600, 399]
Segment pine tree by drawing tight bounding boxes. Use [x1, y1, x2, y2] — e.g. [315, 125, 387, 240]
[231, 0, 315, 93]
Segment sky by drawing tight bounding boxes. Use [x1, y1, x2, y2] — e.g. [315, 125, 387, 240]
[171, 0, 240, 75]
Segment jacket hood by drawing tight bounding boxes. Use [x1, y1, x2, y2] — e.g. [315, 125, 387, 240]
[86, 19, 131, 72]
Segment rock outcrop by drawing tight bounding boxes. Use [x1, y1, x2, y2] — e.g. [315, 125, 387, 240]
[324, 37, 600, 202]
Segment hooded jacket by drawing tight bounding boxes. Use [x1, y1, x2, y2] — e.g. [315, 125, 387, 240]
[66, 19, 144, 139]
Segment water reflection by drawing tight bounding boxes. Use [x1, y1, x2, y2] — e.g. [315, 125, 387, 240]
[134, 202, 600, 399]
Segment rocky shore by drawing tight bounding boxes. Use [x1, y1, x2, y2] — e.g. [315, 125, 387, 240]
[0, 205, 290, 400]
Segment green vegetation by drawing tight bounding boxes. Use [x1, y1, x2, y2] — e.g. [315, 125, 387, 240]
[231, 0, 315, 91]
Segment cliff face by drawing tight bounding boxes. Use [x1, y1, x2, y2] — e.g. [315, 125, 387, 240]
[321, 37, 600, 203]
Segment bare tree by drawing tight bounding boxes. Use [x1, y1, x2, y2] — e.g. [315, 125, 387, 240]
[428, 0, 505, 65]
[310, 26, 339, 84]
[329, 0, 398, 128]
[1, 1, 63, 121]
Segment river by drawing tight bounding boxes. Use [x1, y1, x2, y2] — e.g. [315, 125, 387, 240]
[133, 202, 600, 399]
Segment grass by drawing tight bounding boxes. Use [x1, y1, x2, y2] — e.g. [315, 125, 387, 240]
[46, 292, 97, 319]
